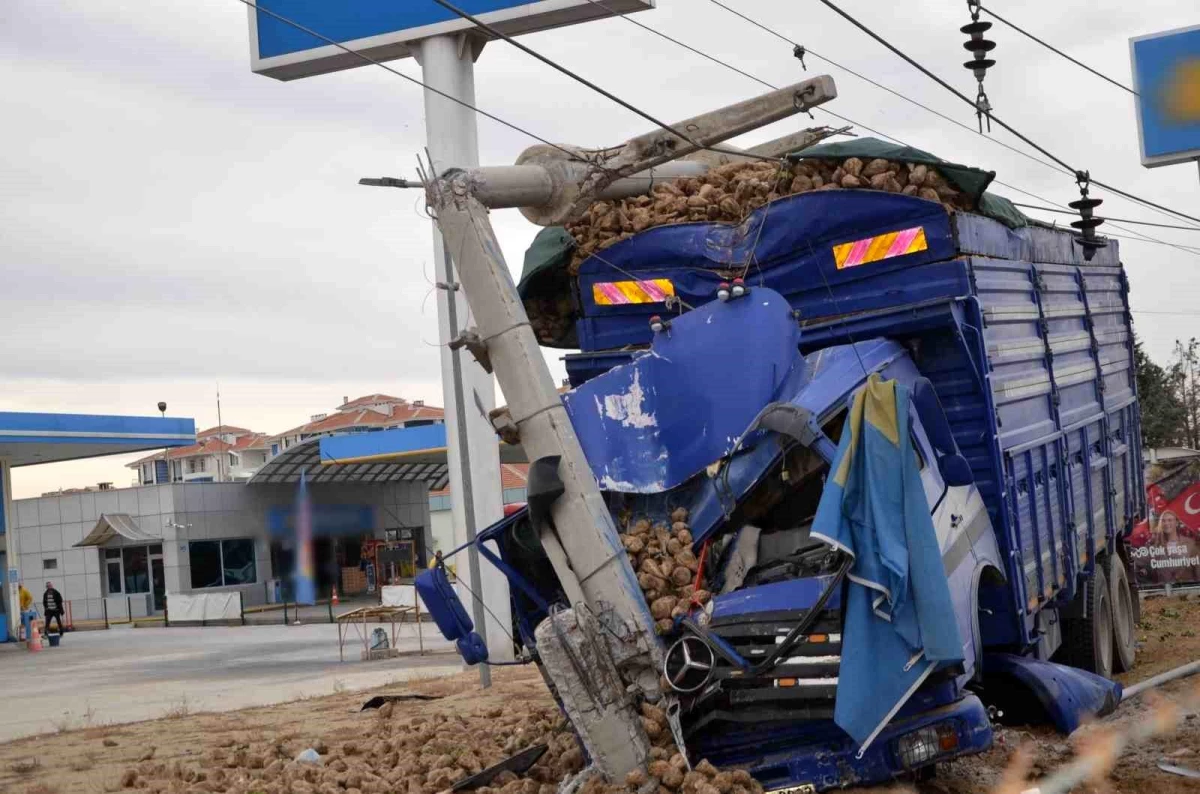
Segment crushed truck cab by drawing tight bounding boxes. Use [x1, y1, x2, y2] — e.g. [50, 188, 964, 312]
[420, 105, 1142, 791]
[451, 280, 1003, 788]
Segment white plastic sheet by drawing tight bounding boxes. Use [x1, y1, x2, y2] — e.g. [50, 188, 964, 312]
[380, 585, 424, 610]
[168, 591, 242, 622]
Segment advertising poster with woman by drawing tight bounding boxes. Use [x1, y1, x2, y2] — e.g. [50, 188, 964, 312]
[1130, 460, 1200, 587]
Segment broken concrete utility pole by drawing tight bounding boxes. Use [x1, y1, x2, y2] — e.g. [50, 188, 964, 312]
[424, 75, 837, 782]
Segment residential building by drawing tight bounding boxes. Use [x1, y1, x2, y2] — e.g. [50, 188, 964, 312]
[129, 395, 447, 485]
[129, 426, 272, 485]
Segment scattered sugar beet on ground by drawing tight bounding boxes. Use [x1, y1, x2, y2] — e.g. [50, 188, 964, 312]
[0, 597, 1197, 794]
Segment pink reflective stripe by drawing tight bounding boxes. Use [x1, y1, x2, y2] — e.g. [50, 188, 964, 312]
[886, 226, 921, 258]
[844, 238, 872, 267]
[641, 281, 668, 301]
[598, 283, 627, 304]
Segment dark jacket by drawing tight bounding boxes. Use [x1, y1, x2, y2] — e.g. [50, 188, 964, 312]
[43, 588, 64, 613]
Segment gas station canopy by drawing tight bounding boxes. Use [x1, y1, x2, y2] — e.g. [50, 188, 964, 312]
[247, 424, 526, 488]
[0, 412, 197, 467]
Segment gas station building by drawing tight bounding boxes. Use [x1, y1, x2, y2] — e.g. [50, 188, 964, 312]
[4, 420, 523, 630]
[0, 411, 197, 635]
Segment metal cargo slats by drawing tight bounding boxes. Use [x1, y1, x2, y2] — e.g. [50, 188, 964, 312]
[1064, 424, 1105, 573]
[969, 233, 1132, 623]
[972, 258, 1057, 451]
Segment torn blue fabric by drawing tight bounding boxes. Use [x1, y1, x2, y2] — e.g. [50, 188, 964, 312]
[809, 374, 962, 753]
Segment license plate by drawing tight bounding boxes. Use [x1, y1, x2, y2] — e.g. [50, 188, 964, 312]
[768, 785, 816, 794]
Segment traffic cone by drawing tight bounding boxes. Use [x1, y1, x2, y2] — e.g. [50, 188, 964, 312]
[28, 622, 43, 653]
[331, 586, 339, 606]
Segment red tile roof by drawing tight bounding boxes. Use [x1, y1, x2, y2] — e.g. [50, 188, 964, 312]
[198, 425, 253, 438]
[275, 400, 445, 439]
[232, 433, 272, 451]
[127, 437, 235, 467]
[430, 463, 528, 498]
[338, 394, 405, 410]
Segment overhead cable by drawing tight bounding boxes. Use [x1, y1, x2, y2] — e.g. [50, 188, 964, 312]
[593, 0, 1199, 253]
[699, 0, 1199, 234]
[1009, 203, 1200, 232]
[815, 0, 1200, 228]
[978, 3, 1138, 95]
[429, 0, 746, 162]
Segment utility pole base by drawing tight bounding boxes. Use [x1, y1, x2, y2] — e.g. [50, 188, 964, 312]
[535, 609, 652, 782]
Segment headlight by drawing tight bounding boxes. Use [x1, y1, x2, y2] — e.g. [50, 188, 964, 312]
[894, 722, 959, 768]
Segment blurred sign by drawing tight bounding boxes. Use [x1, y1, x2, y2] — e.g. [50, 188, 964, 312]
[1130, 24, 1200, 167]
[248, 0, 653, 80]
[267, 503, 374, 537]
[1130, 460, 1200, 588]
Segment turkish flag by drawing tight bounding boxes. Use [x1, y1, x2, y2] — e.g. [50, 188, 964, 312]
[1157, 482, 1200, 538]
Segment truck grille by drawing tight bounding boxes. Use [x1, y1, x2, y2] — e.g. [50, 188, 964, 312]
[682, 609, 843, 735]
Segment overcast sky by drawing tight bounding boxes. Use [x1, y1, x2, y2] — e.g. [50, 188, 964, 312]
[3, 0, 1198, 498]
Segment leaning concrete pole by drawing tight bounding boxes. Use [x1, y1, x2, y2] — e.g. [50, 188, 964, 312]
[425, 76, 838, 781]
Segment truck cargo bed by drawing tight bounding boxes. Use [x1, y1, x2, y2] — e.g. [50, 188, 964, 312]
[561, 191, 1145, 651]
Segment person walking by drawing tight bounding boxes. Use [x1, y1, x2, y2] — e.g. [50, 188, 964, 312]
[18, 583, 37, 640]
[42, 582, 65, 635]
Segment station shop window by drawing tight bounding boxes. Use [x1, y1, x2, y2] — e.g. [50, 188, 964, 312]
[189, 539, 256, 588]
[43, 558, 57, 571]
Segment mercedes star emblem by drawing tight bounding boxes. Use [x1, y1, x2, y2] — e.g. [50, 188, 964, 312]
[664, 635, 715, 693]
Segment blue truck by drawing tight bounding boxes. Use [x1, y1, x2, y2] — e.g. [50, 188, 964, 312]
[418, 100, 1143, 792]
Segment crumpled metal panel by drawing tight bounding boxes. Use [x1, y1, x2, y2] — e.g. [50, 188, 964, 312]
[982, 652, 1122, 734]
[562, 288, 805, 493]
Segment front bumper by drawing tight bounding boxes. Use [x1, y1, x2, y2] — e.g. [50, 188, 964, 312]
[694, 694, 993, 792]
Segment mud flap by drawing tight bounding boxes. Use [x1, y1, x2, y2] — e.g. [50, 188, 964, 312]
[981, 653, 1122, 734]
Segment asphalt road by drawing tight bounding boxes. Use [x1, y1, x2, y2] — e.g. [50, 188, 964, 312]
[0, 622, 457, 741]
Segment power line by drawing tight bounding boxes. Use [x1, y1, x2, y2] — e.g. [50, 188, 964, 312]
[429, 0, 792, 166]
[591, 0, 1199, 256]
[583, 0, 772, 90]
[429, 0, 709, 158]
[988, 178, 1200, 256]
[236, 0, 583, 162]
[1132, 310, 1200, 317]
[978, 3, 1137, 96]
[1008, 202, 1200, 232]
[699, 0, 1199, 234]
[700, 0, 1068, 177]
[815, 0, 1200, 228]
[247, 0, 1200, 259]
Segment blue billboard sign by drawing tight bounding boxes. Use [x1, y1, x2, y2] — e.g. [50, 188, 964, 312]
[1130, 24, 1200, 167]
[249, 0, 654, 80]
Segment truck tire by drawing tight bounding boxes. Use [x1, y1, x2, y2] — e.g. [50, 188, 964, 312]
[1061, 567, 1113, 679]
[1105, 556, 1136, 673]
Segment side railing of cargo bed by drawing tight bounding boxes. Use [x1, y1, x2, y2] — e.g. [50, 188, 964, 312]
[559, 191, 1144, 654]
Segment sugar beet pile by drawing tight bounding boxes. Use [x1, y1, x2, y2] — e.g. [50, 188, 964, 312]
[620, 509, 709, 635]
[566, 157, 969, 274]
[526, 157, 969, 344]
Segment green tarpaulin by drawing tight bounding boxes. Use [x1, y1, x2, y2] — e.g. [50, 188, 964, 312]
[519, 226, 576, 300]
[791, 137, 1028, 229]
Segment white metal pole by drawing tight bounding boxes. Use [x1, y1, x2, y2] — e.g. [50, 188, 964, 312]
[414, 33, 514, 677]
[1, 459, 18, 640]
